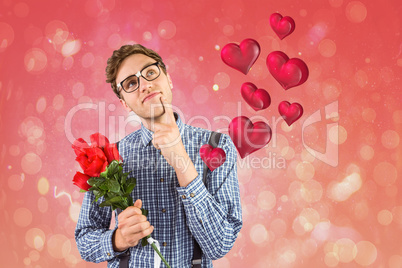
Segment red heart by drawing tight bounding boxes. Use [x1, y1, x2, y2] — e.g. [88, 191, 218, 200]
[278, 101, 304, 126]
[241, 82, 271, 111]
[270, 13, 296, 40]
[228, 116, 272, 158]
[221, 38, 261, 75]
[266, 51, 309, 90]
[199, 144, 226, 171]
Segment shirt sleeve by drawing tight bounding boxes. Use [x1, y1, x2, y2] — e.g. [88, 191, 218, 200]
[74, 191, 126, 263]
[176, 134, 243, 260]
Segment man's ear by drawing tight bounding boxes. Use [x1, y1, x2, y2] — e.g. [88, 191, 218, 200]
[167, 73, 173, 89]
[119, 98, 132, 112]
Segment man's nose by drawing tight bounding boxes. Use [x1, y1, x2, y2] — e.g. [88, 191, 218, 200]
[138, 76, 152, 93]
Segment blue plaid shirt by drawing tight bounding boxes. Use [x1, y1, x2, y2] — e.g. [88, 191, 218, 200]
[75, 114, 242, 267]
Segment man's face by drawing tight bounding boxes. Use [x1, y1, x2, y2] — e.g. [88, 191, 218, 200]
[116, 53, 173, 121]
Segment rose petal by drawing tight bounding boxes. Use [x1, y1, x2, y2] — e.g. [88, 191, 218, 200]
[72, 138, 90, 156]
[85, 147, 107, 161]
[75, 154, 90, 171]
[90, 133, 110, 148]
[72, 172, 91, 191]
[104, 143, 120, 163]
[84, 155, 107, 177]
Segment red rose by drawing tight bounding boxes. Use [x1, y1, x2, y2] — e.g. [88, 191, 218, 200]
[76, 147, 108, 177]
[73, 133, 110, 155]
[90, 133, 110, 148]
[104, 143, 120, 163]
[73, 133, 107, 176]
[72, 172, 91, 191]
[72, 133, 120, 177]
[72, 138, 90, 156]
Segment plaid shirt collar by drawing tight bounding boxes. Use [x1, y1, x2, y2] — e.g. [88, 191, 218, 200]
[139, 112, 184, 147]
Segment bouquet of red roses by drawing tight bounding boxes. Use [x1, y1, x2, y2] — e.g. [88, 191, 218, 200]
[72, 133, 170, 268]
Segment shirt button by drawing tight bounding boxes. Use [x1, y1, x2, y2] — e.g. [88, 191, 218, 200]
[107, 253, 111, 256]
[162, 242, 167, 247]
[182, 195, 186, 199]
[190, 193, 195, 198]
[162, 208, 166, 213]
[160, 178, 164, 182]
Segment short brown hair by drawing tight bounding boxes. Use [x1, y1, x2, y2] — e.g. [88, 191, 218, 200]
[105, 44, 167, 98]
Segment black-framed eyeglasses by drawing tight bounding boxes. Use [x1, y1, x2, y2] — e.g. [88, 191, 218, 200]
[117, 62, 161, 93]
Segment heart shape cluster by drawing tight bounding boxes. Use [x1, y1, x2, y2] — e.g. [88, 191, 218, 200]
[218, 12, 308, 157]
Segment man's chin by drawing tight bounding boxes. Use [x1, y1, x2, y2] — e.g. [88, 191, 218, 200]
[142, 107, 165, 120]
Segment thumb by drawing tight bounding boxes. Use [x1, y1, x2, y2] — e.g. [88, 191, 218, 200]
[133, 199, 142, 209]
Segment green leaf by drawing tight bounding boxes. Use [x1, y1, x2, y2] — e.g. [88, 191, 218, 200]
[107, 160, 119, 176]
[87, 177, 97, 186]
[79, 189, 87, 193]
[121, 172, 129, 185]
[141, 238, 149, 247]
[89, 177, 105, 188]
[125, 183, 136, 195]
[114, 174, 120, 184]
[107, 179, 120, 193]
[92, 189, 100, 196]
[111, 202, 126, 211]
[99, 196, 124, 207]
[127, 196, 133, 207]
[121, 174, 126, 185]
[126, 177, 136, 186]
[98, 181, 109, 191]
[141, 208, 148, 217]
[92, 189, 106, 202]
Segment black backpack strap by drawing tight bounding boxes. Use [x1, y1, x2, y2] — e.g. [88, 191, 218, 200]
[192, 131, 222, 268]
[201, 131, 221, 185]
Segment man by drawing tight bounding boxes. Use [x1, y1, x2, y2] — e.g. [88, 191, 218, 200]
[75, 44, 242, 267]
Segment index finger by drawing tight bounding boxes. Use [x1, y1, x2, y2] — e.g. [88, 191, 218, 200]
[160, 96, 175, 124]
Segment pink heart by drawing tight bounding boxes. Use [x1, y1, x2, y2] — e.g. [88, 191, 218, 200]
[199, 144, 226, 171]
[278, 101, 304, 126]
[270, 13, 296, 40]
[241, 82, 271, 111]
[228, 116, 272, 158]
[221, 38, 261, 75]
[266, 51, 309, 90]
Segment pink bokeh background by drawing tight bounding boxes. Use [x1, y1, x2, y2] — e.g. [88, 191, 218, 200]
[1, 0, 401, 267]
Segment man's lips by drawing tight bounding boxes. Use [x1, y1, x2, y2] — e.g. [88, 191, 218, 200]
[142, 92, 160, 103]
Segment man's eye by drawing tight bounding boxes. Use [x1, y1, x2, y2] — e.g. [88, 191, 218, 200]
[127, 79, 138, 88]
[147, 70, 156, 77]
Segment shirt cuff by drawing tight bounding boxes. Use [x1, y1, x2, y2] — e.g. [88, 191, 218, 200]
[101, 228, 128, 259]
[176, 175, 209, 212]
